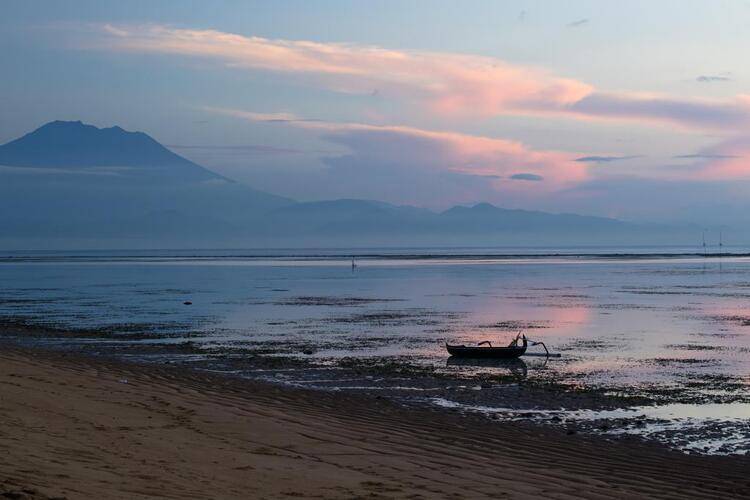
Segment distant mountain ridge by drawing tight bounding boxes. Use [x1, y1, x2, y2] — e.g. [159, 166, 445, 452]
[0, 121, 695, 249]
[439, 202, 627, 231]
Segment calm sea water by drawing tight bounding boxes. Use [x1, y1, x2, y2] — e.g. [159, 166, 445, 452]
[2, 247, 749, 453]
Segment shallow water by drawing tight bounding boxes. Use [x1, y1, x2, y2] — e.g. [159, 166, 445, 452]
[2, 248, 750, 453]
[430, 398, 750, 455]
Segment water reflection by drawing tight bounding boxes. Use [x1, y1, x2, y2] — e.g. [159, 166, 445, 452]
[447, 357, 528, 378]
[3, 253, 750, 399]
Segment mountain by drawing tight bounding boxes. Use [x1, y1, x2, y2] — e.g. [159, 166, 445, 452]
[0, 120, 226, 184]
[0, 120, 698, 249]
[0, 120, 203, 168]
[254, 199, 652, 247]
[262, 199, 436, 236]
[439, 203, 627, 232]
[0, 121, 293, 246]
[263, 200, 630, 236]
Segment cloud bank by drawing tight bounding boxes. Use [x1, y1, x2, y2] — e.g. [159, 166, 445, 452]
[210, 106, 586, 190]
[575, 155, 641, 163]
[205, 107, 591, 206]
[510, 173, 544, 181]
[696, 75, 731, 83]
[567, 19, 589, 27]
[87, 24, 750, 130]
[95, 24, 589, 119]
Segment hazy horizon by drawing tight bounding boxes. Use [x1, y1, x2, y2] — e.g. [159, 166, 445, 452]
[1, 119, 727, 251]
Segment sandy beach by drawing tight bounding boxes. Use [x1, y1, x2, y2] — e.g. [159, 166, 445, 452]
[0, 347, 748, 499]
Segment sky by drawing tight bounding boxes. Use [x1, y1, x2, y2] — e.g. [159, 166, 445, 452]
[3, 0, 750, 226]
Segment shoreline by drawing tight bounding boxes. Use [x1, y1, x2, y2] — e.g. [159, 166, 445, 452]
[2, 319, 748, 457]
[2, 345, 749, 499]
[0, 319, 655, 411]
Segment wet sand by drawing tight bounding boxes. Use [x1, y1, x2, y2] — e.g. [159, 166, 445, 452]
[1, 347, 749, 499]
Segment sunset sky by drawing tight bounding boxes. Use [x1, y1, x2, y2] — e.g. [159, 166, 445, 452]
[3, 0, 750, 225]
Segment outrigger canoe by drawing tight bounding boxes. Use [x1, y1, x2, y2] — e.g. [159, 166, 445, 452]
[446, 336, 528, 359]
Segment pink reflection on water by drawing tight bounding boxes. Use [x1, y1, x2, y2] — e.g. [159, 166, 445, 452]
[455, 297, 592, 344]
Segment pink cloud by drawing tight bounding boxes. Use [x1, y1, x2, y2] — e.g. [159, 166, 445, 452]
[566, 92, 750, 130]
[688, 137, 750, 180]
[89, 24, 750, 131]
[208, 107, 588, 194]
[94, 24, 590, 116]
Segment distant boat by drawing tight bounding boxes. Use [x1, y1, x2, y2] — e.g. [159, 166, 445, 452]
[446, 335, 528, 359]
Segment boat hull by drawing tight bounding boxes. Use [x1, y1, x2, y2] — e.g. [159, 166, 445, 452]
[445, 344, 527, 359]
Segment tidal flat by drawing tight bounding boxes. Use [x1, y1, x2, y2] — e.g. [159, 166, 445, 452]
[2, 249, 750, 454]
